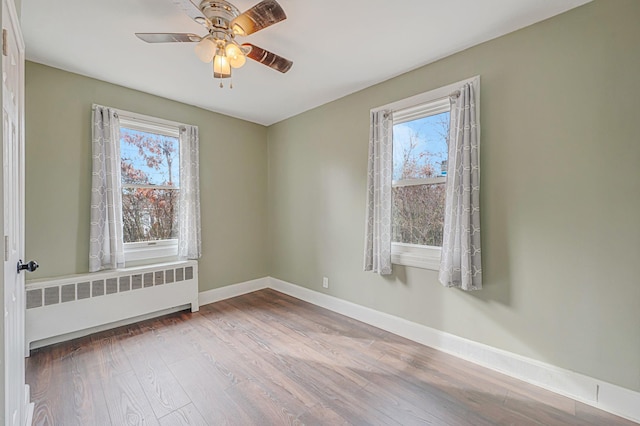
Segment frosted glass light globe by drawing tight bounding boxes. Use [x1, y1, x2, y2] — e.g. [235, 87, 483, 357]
[225, 43, 246, 68]
[194, 38, 215, 63]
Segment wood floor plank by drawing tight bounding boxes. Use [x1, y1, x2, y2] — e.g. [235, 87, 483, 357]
[361, 342, 521, 424]
[27, 344, 77, 426]
[200, 302, 400, 424]
[223, 379, 304, 425]
[575, 400, 636, 425]
[188, 313, 317, 415]
[101, 370, 160, 426]
[123, 323, 192, 418]
[216, 298, 372, 389]
[26, 289, 639, 426]
[296, 402, 352, 425]
[168, 355, 254, 425]
[158, 403, 208, 426]
[28, 339, 113, 426]
[91, 329, 134, 379]
[67, 343, 113, 426]
[152, 313, 199, 366]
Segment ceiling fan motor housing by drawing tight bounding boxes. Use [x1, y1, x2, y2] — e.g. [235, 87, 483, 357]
[199, 1, 240, 30]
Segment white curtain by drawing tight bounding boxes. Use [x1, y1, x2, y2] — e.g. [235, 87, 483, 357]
[439, 81, 482, 290]
[178, 125, 201, 259]
[363, 109, 393, 275]
[89, 105, 125, 272]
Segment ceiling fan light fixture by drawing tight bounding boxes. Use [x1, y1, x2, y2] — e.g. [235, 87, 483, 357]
[231, 21, 248, 36]
[136, 0, 293, 85]
[213, 52, 232, 78]
[225, 43, 246, 68]
[229, 53, 246, 69]
[194, 37, 216, 63]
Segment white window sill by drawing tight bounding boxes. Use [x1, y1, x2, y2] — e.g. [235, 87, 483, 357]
[124, 239, 178, 264]
[391, 243, 441, 271]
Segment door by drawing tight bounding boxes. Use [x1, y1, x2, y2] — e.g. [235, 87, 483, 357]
[2, 0, 28, 424]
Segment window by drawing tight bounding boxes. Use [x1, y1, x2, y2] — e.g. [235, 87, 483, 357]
[393, 99, 450, 242]
[371, 79, 473, 270]
[119, 115, 182, 262]
[366, 76, 480, 278]
[391, 98, 450, 269]
[91, 104, 200, 272]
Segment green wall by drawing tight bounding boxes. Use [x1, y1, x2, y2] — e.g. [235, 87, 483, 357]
[25, 62, 269, 290]
[267, 0, 640, 392]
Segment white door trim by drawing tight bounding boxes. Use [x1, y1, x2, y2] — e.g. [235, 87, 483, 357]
[2, 0, 32, 424]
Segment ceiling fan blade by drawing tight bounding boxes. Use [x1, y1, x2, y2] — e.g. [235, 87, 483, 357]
[171, 0, 206, 23]
[135, 33, 201, 43]
[231, 0, 286, 36]
[243, 43, 292, 73]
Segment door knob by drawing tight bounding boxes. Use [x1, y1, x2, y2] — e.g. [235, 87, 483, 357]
[17, 260, 39, 273]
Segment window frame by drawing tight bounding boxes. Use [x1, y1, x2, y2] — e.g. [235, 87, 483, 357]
[372, 76, 478, 271]
[117, 110, 184, 264]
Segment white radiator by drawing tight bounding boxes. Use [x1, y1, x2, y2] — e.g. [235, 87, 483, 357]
[25, 260, 199, 352]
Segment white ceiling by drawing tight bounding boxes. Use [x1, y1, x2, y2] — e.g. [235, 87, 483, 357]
[21, 0, 590, 126]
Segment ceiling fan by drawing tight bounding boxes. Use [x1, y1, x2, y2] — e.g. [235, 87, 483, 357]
[136, 0, 293, 86]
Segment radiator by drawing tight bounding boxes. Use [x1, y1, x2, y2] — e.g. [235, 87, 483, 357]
[25, 260, 199, 352]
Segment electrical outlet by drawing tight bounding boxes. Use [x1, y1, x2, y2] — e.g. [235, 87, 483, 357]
[322, 277, 329, 289]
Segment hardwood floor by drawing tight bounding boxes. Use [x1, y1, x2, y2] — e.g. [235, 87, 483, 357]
[26, 289, 636, 425]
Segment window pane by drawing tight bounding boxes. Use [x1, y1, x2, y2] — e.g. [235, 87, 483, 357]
[392, 183, 445, 247]
[120, 128, 180, 187]
[392, 111, 449, 181]
[392, 109, 449, 247]
[122, 187, 179, 243]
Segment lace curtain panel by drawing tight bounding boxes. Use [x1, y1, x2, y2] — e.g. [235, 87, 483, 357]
[89, 105, 125, 272]
[439, 80, 482, 290]
[363, 109, 393, 275]
[178, 125, 202, 259]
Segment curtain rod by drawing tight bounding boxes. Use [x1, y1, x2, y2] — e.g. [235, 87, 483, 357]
[92, 104, 189, 130]
[383, 90, 460, 119]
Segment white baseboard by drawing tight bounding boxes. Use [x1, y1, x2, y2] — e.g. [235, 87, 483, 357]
[266, 277, 640, 424]
[198, 277, 269, 306]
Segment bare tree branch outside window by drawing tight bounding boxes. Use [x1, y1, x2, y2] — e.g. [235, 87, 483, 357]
[392, 111, 450, 247]
[120, 128, 179, 243]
